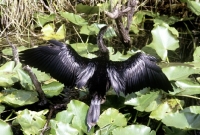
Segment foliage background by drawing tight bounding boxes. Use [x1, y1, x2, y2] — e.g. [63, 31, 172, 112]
[0, 0, 200, 134]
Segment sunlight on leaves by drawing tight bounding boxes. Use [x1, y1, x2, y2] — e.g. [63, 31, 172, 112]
[2, 89, 38, 107]
[162, 66, 200, 81]
[148, 25, 179, 61]
[0, 119, 13, 135]
[42, 81, 64, 97]
[15, 109, 48, 135]
[55, 110, 74, 124]
[41, 24, 66, 40]
[0, 61, 19, 87]
[162, 107, 200, 130]
[187, 1, 200, 16]
[174, 79, 200, 96]
[125, 91, 161, 112]
[98, 108, 127, 128]
[71, 43, 98, 58]
[150, 99, 183, 120]
[112, 125, 156, 135]
[67, 100, 89, 134]
[50, 120, 79, 135]
[16, 68, 34, 90]
[31, 68, 51, 82]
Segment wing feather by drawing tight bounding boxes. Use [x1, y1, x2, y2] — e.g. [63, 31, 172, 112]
[107, 52, 172, 95]
[20, 40, 96, 88]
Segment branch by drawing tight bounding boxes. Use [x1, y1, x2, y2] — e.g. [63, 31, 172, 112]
[40, 106, 54, 135]
[105, 0, 138, 51]
[6, 35, 19, 65]
[23, 65, 47, 106]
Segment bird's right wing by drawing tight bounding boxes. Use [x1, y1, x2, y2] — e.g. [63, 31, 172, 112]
[20, 40, 96, 88]
[107, 52, 172, 95]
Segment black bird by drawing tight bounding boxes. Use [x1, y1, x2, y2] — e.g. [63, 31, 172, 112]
[20, 26, 172, 131]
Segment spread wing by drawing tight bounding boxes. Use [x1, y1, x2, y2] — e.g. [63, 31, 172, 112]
[107, 52, 172, 95]
[20, 40, 96, 88]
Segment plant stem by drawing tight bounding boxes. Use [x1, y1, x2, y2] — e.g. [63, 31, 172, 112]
[155, 121, 162, 132]
[133, 111, 138, 123]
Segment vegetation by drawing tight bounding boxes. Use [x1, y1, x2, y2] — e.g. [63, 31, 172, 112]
[0, 0, 200, 134]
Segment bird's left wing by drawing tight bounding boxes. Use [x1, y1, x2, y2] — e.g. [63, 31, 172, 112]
[107, 52, 172, 95]
[20, 40, 96, 88]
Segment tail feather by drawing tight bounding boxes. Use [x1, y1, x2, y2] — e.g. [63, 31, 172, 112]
[86, 95, 101, 132]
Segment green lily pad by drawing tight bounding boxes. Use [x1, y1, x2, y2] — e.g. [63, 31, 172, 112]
[0, 119, 13, 135]
[42, 81, 64, 97]
[0, 61, 19, 87]
[67, 100, 89, 134]
[76, 4, 99, 14]
[112, 125, 156, 135]
[98, 108, 127, 128]
[148, 25, 179, 61]
[60, 11, 88, 26]
[15, 109, 48, 135]
[2, 89, 38, 107]
[50, 120, 79, 135]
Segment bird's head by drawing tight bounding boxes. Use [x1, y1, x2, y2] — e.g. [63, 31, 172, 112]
[97, 26, 109, 58]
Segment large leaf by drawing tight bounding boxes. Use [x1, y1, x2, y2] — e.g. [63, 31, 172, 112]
[50, 120, 79, 135]
[67, 100, 89, 134]
[187, 0, 200, 16]
[112, 125, 156, 135]
[70, 43, 98, 58]
[60, 11, 88, 26]
[76, 4, 99, 14]
[125, 91, 161, 112]
[41, 23, 66, 40]
[150, 99, 183, 120]
[108, 47, 135, 61]
[162, 106, 200, 130]
[2, 89, 38, 107]
[42, 81, 64, 97]
[162, 65, 200, 81]
[174, 79, 200, 96]
[80, 23, 116, 38]
[0, 61, 19, 87]
[97, 108, 127, 135]
[98, 108, 127, 128]
[16, 68, 34, 90]
[55, 110, 74, 124]
[34, 13, 56, 27]
[50, 109, 80, 135]
[15, 109, 48, 135]
[148, 25, 179, 60]
[31, 68, 51, 82]
[0, 119, 13, 135]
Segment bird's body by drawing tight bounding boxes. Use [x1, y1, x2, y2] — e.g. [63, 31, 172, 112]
[20, 26, 172, 131]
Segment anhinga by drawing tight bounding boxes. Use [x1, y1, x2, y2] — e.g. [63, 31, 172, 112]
[20, 26, 172, 131]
